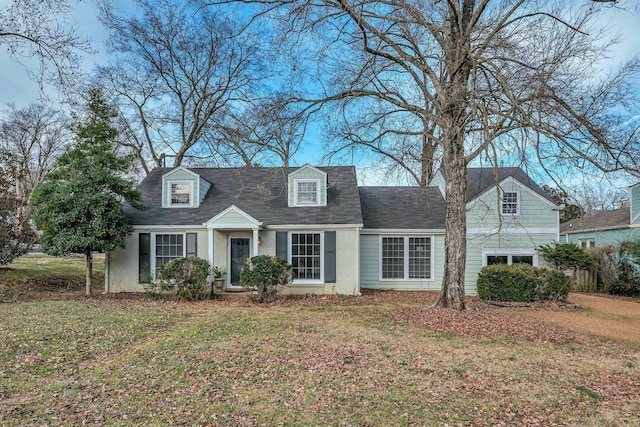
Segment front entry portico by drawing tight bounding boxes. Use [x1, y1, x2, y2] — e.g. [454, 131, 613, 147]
[204, 205, 263, 292]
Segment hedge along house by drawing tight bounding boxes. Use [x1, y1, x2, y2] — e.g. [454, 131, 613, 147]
[105, 165, 561, 295]
[105, 165, 364, 295]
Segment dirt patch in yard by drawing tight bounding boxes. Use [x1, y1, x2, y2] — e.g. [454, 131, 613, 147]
[520, 293, 640, 344]
[381, 291, 640, 345]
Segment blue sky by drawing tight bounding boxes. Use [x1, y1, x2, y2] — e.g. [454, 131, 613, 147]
[0, 1, 638, 187]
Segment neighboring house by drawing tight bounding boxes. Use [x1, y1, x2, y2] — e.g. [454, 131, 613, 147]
[560, 183, 640, 248]
[105, 165, 561, 296]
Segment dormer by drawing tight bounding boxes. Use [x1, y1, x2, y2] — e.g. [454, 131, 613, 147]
[288, 165, 328, 207]
[161, 166, 211, 208]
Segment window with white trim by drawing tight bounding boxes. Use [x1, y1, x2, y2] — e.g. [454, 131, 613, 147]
[579, 238, 595, 249]
[501, 191, 519, 215]
[290, 232, 322, 281]
[295, 179, 320, 206]
[155, 234, 184, 271]
[169, 182, 192, 206]
[381, 236, 432, 280]
[485, 254, 534, 266]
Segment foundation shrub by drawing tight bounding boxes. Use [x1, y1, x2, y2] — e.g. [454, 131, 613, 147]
[157, 257, 210, 300]
[240, 255, 292, 303]
[477, 264, 539, 302]
[477, 264, 570, 302]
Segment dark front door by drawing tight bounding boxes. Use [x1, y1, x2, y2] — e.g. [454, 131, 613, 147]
[229, 237, 250, 289]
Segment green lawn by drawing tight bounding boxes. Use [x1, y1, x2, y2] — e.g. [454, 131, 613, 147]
[0, 256, 639, 425]
[1, 254, 104, 301]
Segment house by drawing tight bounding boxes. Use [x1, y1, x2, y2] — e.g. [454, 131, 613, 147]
[106, 165, 364, 295]
[560, 183, 640, 248]
[105, 165, 561, 295]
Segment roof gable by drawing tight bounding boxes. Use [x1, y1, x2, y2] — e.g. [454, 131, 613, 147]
[204, 205, 262, 229]
[126, 166, 363, 227]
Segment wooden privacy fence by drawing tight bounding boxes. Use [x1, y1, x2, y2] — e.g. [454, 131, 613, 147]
[572, 269, 597, 293]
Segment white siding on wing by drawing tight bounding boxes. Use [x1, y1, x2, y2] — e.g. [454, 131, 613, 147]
[463, 179, 558, 293]
[467, 178, 557, 230]
[359, 233, 445, 291]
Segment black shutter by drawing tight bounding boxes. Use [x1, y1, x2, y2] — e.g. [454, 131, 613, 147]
[139, 233, 151, 284]
[276, 231, 288, 260]
[186, 233, 197, 257]
[324, 231, 336, 283]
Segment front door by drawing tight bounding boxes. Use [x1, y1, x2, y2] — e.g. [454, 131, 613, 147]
[228, 237, 250, 290]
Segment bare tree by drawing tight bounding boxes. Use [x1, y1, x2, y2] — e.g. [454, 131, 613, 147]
[98, 0, 264, 174]
[210, 0, 639, 309]
[0, 104, 71, 221]
[0, 0, 90, 94]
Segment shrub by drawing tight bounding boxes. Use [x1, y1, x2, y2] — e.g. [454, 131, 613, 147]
[539, 242, 594, 271]
[608, 280, 640, 297]
[477, 263, 539, 302]
[538, 268, 571, 301]
[157, 257, 211, 300]
[477, 263, 571, 302]
[240, 255, 292, 303]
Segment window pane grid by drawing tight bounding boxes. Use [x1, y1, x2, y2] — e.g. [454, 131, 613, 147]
[382, 237, 404, 279]
[156, 234, 183, 271]
[502, 192, 518, 214]
[382, 237, 431, 279]
[170, 182, 191, 205]
[291, 233, 321, 280]
[408, 237, 431, 279]
[297, 181, 318, 204]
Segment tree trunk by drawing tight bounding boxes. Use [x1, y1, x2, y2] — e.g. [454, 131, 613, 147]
[433, 0, 474, 310]
[435, 136, 467, 310]
[85, 250, 93, 297]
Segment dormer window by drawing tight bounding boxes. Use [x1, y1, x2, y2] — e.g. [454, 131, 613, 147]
[169, 181, 193, 207]
[501, 191, 519, 215]
[295, 179, 320, 206]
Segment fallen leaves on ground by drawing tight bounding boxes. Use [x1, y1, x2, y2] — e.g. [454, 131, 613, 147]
[390, 305, 577, 343]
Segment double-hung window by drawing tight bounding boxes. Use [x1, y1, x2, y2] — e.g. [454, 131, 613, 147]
[290, 232, 322, 281]
[169, 182, 192, 206]
[295, 180, 319, 205]
[381, 236, 432, 280]
[501, 191, 519, 215]
[155, 234, 184, 271]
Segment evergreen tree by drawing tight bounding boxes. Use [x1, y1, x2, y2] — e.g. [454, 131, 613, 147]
[31, 89, 144, 296]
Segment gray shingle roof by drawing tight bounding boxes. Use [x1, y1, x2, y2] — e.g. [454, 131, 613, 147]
[467, 167, 556, 203]
[439, 167, 557, 204]
[125, 166, 363, 226]
[560, 207, 630, 234]
[358, 187, 446, 229]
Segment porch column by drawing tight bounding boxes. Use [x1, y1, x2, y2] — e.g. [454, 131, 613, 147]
[208, 228, 214, 283]
[252, 228, 259, 257]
